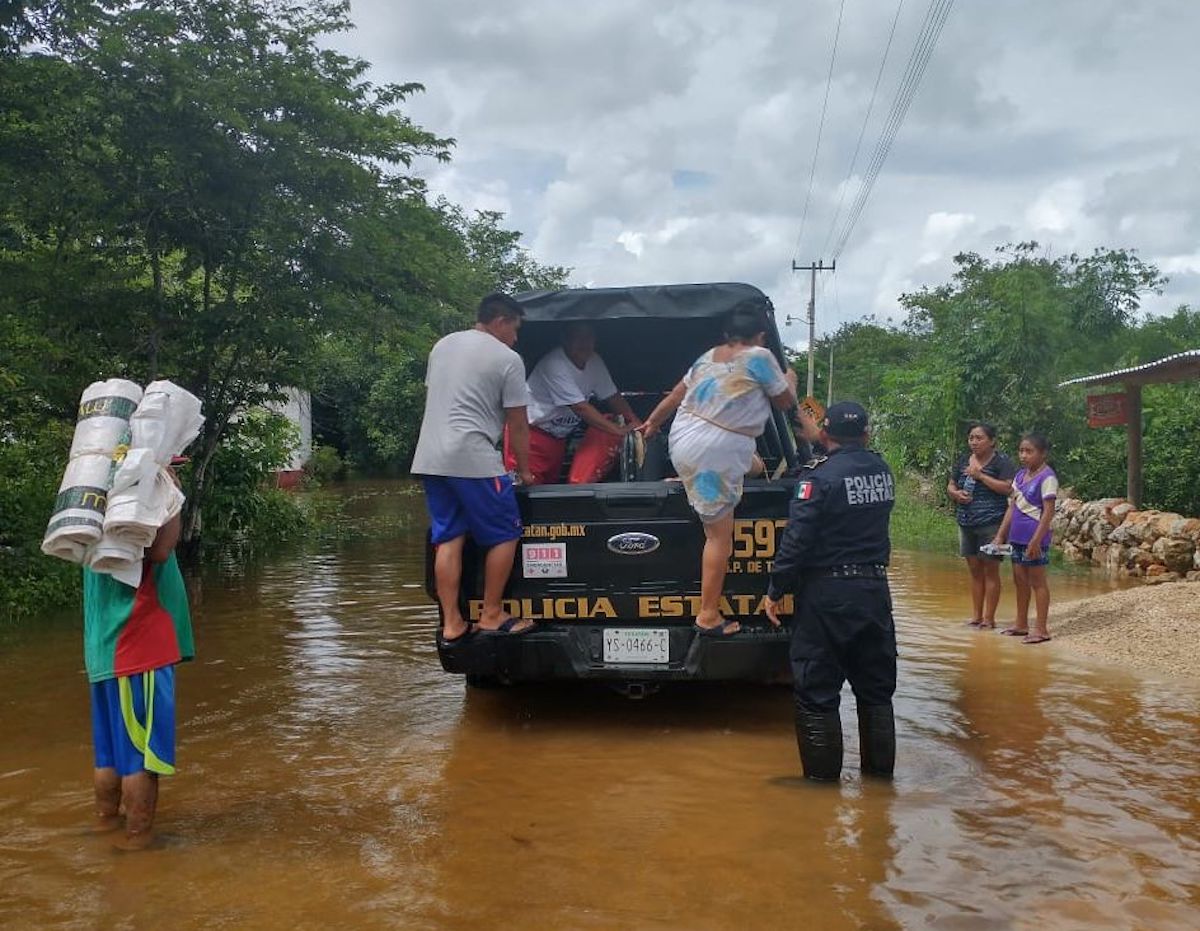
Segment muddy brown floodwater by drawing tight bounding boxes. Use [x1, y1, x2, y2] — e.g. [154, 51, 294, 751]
[2, 480, 1199, 930]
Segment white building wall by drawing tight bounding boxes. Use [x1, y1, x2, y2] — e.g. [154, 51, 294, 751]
[265, 388, 312, 471]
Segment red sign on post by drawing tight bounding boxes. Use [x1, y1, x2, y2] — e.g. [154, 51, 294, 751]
[1087, 393, 1128, 428]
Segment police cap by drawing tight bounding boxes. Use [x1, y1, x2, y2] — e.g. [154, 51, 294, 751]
[822, 401, 869, 437]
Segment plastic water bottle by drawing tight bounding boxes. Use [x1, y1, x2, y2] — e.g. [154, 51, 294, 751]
[961, 475, 976, 501]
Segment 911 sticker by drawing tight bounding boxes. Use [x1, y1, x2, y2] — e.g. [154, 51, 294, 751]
[522, 542, 568, 578]
[796, 481, 814, 500]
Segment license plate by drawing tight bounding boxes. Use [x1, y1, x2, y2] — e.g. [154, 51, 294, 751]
[603, 628, 669, 664]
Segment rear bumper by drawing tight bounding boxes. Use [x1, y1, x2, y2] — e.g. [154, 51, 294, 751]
[437, 624, 792, 684]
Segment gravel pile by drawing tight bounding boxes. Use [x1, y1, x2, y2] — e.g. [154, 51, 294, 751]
[1050, 582, 1200, 679]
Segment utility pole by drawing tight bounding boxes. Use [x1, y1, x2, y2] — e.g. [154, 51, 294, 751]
[790, 259, 836, 397]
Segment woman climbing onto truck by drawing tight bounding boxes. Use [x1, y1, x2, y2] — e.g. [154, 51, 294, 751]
[639, 309, 797, 635]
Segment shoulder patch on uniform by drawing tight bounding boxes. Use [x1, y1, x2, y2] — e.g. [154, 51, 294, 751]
[796, 481, 815, 500]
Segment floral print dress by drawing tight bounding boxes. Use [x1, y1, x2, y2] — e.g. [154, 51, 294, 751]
[668, 346, 789, 522]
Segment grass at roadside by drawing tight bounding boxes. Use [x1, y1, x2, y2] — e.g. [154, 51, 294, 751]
[889, 474, 1083, 570]
[891, 474, 959, 550]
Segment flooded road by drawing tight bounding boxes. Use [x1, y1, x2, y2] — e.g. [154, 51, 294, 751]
[2, 481, 1198, 929]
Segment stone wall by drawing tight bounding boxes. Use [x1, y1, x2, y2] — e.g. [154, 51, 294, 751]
[1054, 497, 1200, 583]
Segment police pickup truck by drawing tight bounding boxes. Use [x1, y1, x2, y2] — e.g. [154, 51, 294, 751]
[427, 282, 801, 694]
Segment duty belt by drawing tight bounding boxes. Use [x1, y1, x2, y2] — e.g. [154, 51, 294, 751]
[803, 563, 888, 580]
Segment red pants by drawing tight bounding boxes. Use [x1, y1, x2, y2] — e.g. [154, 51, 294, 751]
[505, 424, 622, 485]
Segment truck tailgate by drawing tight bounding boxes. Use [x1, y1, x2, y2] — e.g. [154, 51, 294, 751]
[452, 480, 797, 626]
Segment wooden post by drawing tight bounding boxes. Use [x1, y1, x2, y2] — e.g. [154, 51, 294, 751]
[1126, 382, 1142, 508]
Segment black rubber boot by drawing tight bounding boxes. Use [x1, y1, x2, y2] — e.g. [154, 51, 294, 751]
[794, 708, 843, 781]
[857, 704, 895, 778]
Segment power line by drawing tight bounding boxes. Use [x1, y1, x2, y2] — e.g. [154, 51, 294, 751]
[832, 269, 843, 331]
[831, 0, 956, 261]
[819, 0, 906, 258]
[832, 1, 946, 258]
[831, 0, 953, 259]
[791, 0, 847, 264]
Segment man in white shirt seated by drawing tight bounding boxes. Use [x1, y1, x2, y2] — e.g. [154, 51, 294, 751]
[505, 322, 643, 484]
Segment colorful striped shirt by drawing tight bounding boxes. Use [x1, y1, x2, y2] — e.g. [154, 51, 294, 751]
[83, 553, 194, 683]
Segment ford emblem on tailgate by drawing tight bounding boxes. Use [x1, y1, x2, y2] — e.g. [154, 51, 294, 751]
[606, 532, 661, 555]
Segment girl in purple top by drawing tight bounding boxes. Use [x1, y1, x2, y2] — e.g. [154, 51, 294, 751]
[992, 433, 1058, 644]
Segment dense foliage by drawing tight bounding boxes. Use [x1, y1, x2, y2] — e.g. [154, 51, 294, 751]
[5, 5, 1193, 621]
[0, 0, 565, 618]
[808, 244, 1200, 515]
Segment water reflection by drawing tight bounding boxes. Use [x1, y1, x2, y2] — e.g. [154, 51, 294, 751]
[0, 480, 1196, 930]
[429, 685, 899, 930]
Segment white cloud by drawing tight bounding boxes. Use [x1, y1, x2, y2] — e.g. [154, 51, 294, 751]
[1159, 252, 1200, 276]
[617, 231, 645, 259]
[331, 0, 1200, 340]
[918, 212, 977, 265]
[1026, 179, 1087, 235]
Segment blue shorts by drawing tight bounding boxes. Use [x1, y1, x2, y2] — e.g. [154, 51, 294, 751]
[90, 665, 177, 777]
[421, 475, 523, 547]
[1011, 542, 1050, 567]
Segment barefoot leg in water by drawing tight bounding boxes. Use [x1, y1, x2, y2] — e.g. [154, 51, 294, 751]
[112, 771, 159, 851]
[93, 767, 122, 833]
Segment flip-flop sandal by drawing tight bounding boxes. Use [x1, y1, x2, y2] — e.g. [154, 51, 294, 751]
[693, 618, 740, 637]
[478, 616, 537, 635]
[1022, 635, 1052, 645]
[965, 620, 985, 628]
[999, 627, 1029, 636]
[440, 623, 477, 645]
[976, 622, 996, 630]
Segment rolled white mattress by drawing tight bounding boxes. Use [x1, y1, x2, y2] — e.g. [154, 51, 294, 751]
[41, 453, 113, 561]
[68, 379, 143, 458]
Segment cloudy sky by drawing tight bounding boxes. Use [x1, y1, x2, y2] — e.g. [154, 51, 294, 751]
[332, 0, 1200, 347]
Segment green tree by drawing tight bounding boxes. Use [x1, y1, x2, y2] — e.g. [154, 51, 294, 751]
[443, 201, 570, 295]
[1063, 305, 1200, 511]
[889, 243, 1165, 474]
[0, 0, 569, 616]
[811, 318, 917, 409]
[2, 0, 461, 540]
[311, 204, 569, 471]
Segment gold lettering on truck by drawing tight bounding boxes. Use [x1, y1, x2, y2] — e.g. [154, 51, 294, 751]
[636, 594, 793, 619]
[466, 594, 792, 621]
[467, 596, 617, 621]
[731, 519, 789, 559]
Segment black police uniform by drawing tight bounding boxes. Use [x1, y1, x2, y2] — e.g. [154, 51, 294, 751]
[767, 418, 897, 781]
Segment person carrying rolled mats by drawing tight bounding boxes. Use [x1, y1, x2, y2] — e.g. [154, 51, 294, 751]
[762, 401, 897, 782]
[84, 462, 193, 849]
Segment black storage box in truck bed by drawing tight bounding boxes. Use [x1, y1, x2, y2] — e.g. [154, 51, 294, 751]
[426, 282, 801, 690]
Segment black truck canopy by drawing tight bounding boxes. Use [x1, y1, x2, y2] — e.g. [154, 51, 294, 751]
[511, 282, 788, 393]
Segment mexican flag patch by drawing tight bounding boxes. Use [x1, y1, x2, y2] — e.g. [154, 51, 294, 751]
[796, 481, 814, 500]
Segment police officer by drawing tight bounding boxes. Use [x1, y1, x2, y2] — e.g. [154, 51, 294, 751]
[763, 401, 896, 781]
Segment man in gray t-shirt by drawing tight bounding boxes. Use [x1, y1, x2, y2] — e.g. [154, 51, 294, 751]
[413, 292, 537, 643]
